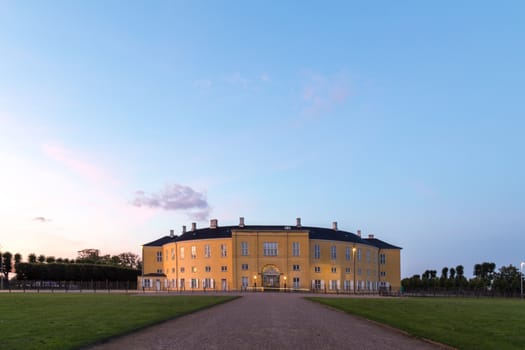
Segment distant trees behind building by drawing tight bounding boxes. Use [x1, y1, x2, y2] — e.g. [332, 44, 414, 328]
[402, 262, 523, 297]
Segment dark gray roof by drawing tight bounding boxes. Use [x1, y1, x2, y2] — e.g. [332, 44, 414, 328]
[143, 225, 401, 250]
[363, 237, 402, 250]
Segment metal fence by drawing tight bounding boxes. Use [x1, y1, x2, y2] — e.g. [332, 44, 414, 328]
[3, 280, 137, 292]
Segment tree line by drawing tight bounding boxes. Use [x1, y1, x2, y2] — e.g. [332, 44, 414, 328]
[402, 262, 523, 297]
[0, 249, 142, 287]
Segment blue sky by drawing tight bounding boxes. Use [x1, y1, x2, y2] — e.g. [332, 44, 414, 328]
[1, 1, 524, 278]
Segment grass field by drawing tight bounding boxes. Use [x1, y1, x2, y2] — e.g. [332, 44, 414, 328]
[308, 297, 525, 350]
[0, 293, 236, 350]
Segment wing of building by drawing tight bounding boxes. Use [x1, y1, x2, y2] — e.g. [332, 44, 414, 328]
[139, 217, 402, 293]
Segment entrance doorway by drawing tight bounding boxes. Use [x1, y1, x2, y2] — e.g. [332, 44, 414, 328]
[262, 265, 281, 288]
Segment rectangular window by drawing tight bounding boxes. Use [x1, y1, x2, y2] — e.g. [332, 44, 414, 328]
[204, 278, 212, 288]
[331, 245, 337, 260]
[293, 264, 300, 271]
[314, 244, 320, 259]
[358, 268, 362, 275]
[171, 268, 175, 273]
[191, 278, 198, 289]
[221, 265, 228, 272]
[380, 253, 386, 264]
[191, 246, 197, 259]
[204, 244, 211, 258]
[179, 278, 185, 289]
[292, 242, 300, 256]
[143, 279, 151, 288]
[241, 242, 249, 256]
[180, 267, 185, 273]
[192, 266, 197, 273]
[345, 247, 350, 261]
[366, 250, 371, 263]
[330, 280, 338, 290]
[314, 280, 321, 289]
[293, 277, 300, 289]
[241, 263, 249, 270]
[357, 248, 362, 262]
[205, 266, 211, 272]
[381, 271, 386, 277]
[171, 248, 175, 260]
[345, 267, 351, 274]
[156, 269, 163, 274]
[156, 251, 162, 262]
[180, 247, 185, 260]
[331, 267, 337, 273]
[221, 244, 228, 257]
[314, 266, 321, 273]
[263, 242, 278, 256]
[241, 276, 249, 288]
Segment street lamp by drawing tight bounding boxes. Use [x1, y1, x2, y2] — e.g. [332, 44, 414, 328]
[283, 276, 287, 292]
[253, 275, 257, 292]
[520, 261, 525, 299]
[352, 246, 356, 294]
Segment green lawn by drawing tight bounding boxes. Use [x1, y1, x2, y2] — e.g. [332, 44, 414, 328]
[307, 297, 525, 350]
[0, 293, 236, 350]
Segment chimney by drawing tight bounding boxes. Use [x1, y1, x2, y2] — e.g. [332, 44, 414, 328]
[169, 229, 174, 237]
[332, 221, 338, 231]
[296, 217, 301, 227]
[182, 225, 186, 234]
[210, 219, 218, 229]
[191, 222, 197, 231]
[368, 234, 374, 239]
[239, 217, 245, 228]
[357, 230, 362, 237]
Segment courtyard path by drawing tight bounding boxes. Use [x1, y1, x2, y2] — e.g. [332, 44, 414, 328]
[88, 293, 449, 350]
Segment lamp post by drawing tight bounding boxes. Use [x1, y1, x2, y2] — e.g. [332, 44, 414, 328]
[0, 244, 3, 291]
[253, 275, 257, 292]
[283, 276, 287, 292]
[352, 246, 356, 294]
[520, 261, 525, 299]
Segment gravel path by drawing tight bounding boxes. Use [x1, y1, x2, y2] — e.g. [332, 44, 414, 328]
[89, 293, 448, 350]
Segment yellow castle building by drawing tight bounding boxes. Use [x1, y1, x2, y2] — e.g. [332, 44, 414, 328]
[139, 217, 401, 293]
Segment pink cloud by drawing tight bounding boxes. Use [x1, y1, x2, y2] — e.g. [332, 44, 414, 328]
[41, 143, 107, 183]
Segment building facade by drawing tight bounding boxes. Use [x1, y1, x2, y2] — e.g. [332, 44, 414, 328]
[139, 217, 401, 293]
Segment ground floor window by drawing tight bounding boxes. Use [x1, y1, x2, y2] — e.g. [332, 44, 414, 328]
[293, 277, 300, 289]
[203, 278, 213, 289]
[143, 279, 151, 288]
[191, 278, 199, 289]
[179, 278, 185, 290]
[241, 276, 249, 288]
[312, 279, 323, 290]
[329, 280, 340, 290]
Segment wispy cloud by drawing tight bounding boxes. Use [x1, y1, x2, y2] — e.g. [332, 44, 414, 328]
[193, 79, 213, 89]
[259, 74, 270, 82]
[34, 216, 51, 223]
[41, 143, 107, 183]
[301, 72, 351, 116]
[227, 72, 249, 88]
[132, 184, 211, 221]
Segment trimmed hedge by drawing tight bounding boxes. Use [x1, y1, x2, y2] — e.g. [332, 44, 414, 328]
[16, 262, 140, 281]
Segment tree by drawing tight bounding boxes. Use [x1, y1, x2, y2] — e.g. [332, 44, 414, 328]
[2, 252, 13, 281]
[117, 252, 141, 269]
[493, 265, 521, 296]
[46, 256, 56, 264]
[77, 249, 100, 264]
[28, 253, 37, 263]
[38, 255, 46, 263]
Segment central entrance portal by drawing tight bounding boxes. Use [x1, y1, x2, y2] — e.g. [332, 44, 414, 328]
[262, 265, 280, 289]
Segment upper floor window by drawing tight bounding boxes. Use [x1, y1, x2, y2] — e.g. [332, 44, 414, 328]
[380, 253, 386, 264]
[241, 242, 249, 256]
[221, 244, 228, 257]
[314, 244, 320, 259]
[357, 248, 362, 262]
[331, 245, 337, 260]
[204, 244, 211, 258]
[191, 246, 197, 259]
[156, 251, 162, 262]
[241, 263, 249, 270]
[345, 247, 351, 261]
[292, 242, 300, 256]
[205, 266, 211, 272]
[366, 250, 371, 263]
[331, 267, 337, 273]
[171, 248, 175, 260]
[180, 247, 185, 260]
[221, 265, 228, 272]
[314, 266, 321, 273]
[293, 264, 300, 271]
[263, 242, 278, 256]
